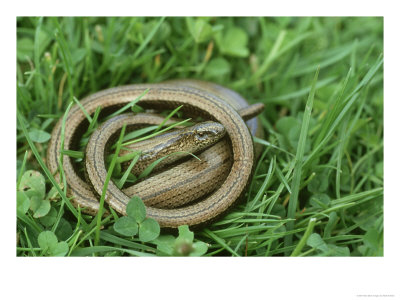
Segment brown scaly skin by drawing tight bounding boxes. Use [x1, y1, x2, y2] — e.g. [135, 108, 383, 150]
[47, 80, 264, 228]
[120, 120, 226, 176]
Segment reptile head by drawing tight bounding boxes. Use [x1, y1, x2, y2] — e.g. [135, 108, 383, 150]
[189, 121, 226, 148]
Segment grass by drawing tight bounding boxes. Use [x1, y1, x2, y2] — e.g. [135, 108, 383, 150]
[16, 17, 383, 257]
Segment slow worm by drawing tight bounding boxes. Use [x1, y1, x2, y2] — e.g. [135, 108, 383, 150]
[47, 80, 264, 228]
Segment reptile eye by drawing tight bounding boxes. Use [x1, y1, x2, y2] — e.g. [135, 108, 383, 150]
[195, 132, 208, 140]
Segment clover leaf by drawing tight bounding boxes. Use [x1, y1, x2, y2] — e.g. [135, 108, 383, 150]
[38, 231, 69, 257]
[126, 196, 146, 223]
[139, 218, 160, 242]
[154, 225, 208, 256]
[28, 128, 51, 143]
[18, 170, 51, 218]
[113, 196, 160, 242]
[114, 216, 139, 236]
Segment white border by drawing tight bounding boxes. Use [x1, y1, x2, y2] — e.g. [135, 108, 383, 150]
[2, 1, 399, 299]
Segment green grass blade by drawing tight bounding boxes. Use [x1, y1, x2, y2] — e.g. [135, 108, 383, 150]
[33, 17, 45, 112]
[17, 150, 29, 190]
[116, 153, 141, 189]
[121, 118, 191, 147]
[106, 89, 149, 120]
[17, 109, 85, 225]
[71, 246, 156, 257]
[94, 123, 127, 246]
[131, 17, 165, 61]
[290, 218, 317, 256]
[73, 96, 92, 123]
[203, 229, 240, 257]
[122, 125, 159, 142]
[284, 67, 319, 250]
[52, 18, 74, 106]
[137, 151, 201, 180]
[313, 68, 352, 148]
[154, 105, 183, 133]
